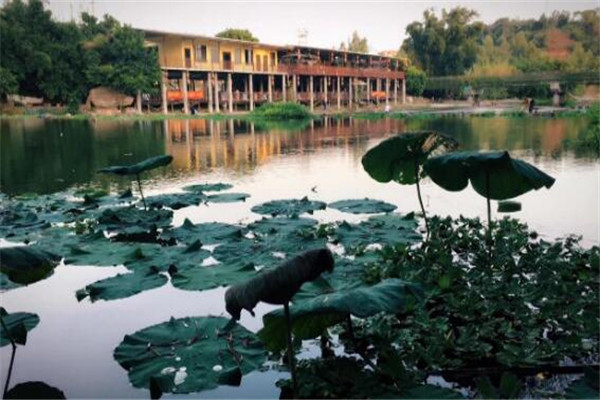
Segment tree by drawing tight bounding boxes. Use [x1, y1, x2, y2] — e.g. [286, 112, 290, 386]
[215, 28, 258, 42]
[405, 66, 427, 97]
[341, 31, 368, 53]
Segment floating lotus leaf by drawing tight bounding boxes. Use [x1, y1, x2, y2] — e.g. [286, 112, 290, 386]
[0, 246, 60, 285]
[258, 279, 423, 352]
[163, 219, 244, 246]
[248, 217, 318, 237]
[97, 207, 173, 235]
[497, 200, 522, 213]
[182, 183, 233, 193]
[332, 213, 421, 254]
[123, 240, 210, 273]
[98, 155, 173, 176]
[361, 131, 458, 185]
[211, 240, 281, 271]
[0, 307, 40, 347]
[4, 382, 66, 399]
[0, 274, 21, 291]
[146, 192, 206, 210]
[205, 193, 250, 203]
[423, 151, 556, 200]
[251, 197, 326, 217]
[76, 267, 168, 302]
[113, 316, 266, 394]
[170, 262, 258, 292]
[565, 367, 599, 399]
[328, 198, 397, 214]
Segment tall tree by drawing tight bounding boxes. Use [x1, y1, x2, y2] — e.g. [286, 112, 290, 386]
[215, 28, 258, 42]
[341, 31, 369, 53]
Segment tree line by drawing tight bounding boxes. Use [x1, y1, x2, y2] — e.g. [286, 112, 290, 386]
[0, 0, 160, 110]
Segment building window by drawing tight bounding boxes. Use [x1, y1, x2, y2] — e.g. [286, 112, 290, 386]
[245, 49, 253, 65]
[196, 45, 207, 62]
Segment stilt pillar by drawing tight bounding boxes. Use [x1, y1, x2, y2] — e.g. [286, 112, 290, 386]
[249, 74, 254, 111]
[182, 71, 189, 114]
[136, 90, 142, 114]
[349, 77, 353, 108]
[207, 73, 213, 113]
[214, 73, 220, 113]
[161, 71, 168, 114]
[227, 73, 233, 113]
[324, 76, 328, 108]
[394, 79, 398, 105]
[309, 75, 314, 111]
[367, 78, 371, 104]
[402, 78, 406, 104]
[385, 78, 389, 105]
[336, 76, 341, 110]
[292, 75, 297, 102]
[282, 75, 287, 102]
[268, 74, 273, 103]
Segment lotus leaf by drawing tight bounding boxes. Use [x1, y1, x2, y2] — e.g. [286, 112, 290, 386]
[0, 274, 21, 291]
[205, 193, 250, 203]
[97, 155, 173, 176]
[328, 198, 397, 214]
[76, 267, 168, 302]
[120, 241, 210, 273]
[248, 217, 317, 237]
[251, 197, 326, 217]
[164, 219, 244, 246]
[113, 316, 266, 394]
[258, 279, 422, 352]
[0, 307, 40, 347]
[4, 382, 66, 399]
[170, 262, 258, 292]
[97, 207, 173, 236]
[146, 192, 206, 210]
[423, 151, 556, 200]
[182, 183, 233, 193]
[0, 246, 60, 285]
[565, 367, 599, 399]
[361, 131, 457, 185]
[497, 200, 522, 213]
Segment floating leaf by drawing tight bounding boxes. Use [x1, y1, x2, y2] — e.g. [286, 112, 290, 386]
[113, 316, 266, 394]
[146, 192, 206, 210]
[565, 367, 600, 399]
[328, 198, 397, 214]
[0, 246, 60, 285]
[248, 217, 317, 237]
[205, 193, 250, 203]
[259, 279, 422, 351]
[98, 207, 173, 234]
[423, 151, 556, 200]
[163, 219, 244, 246]
[98, 155, 173, 176]
[4, 381, 66, 399]
[76, 267, 168, 302]
[170, 262, 258, 292]
[251, 197, 326, 217]
[497, 200, 522, 213]
[183, 183, 233, 193]
[0, 307, 40, 347]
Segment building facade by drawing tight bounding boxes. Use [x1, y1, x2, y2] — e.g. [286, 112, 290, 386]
[142, 30, 406, 114]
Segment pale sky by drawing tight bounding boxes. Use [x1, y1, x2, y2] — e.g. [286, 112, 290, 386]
[44, 0, 599, 53]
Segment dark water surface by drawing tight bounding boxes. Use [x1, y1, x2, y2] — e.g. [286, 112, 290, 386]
[1, 115, 598, 398]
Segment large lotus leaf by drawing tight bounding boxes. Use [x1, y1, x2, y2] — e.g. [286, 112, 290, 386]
[248, 217, 318, 237]
[259, 279, 423, 352]
[113, 316, 266, 394]
[423, 151, 556, 200]
[146, 192, 207, 210]
[361, 131, 458, 185]
[170, 262, 258, 292]
[328, 198, 397, 214]
[182, 183, 233, 193]
[251, 197, 326, 217]
[5, 381, 66, 399]
[332, 213, 421, 254]
[205, 193, 250, 203]
[97, 207, 173, 234]
[0, 274, 22, 291]
[0, 246, 60, 285]
[76, 267, 168, 302]
[212, 240, 282, 271]
[0, 307, 40, 347]
[163, 219, 244, 246]
[98, 155, 173, 176]
[564, 367, 599, 399]
[0, 202, 50, 240]
[123, 241, 210, 273]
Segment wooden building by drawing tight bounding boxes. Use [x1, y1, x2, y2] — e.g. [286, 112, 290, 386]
[142, 29, 406, 114]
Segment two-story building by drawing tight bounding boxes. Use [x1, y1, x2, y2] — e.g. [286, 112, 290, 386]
[142, 29, 406, 114]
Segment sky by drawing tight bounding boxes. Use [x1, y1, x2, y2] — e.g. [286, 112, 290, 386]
[44, 0, 599, 53]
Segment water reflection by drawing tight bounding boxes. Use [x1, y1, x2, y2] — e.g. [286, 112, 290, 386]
[0, 115, 592, 195]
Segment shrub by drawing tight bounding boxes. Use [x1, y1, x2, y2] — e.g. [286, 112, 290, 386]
[249, 102, 313, 120]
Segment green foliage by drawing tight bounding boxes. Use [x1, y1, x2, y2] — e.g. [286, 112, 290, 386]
[113, 316, 266, 394]
[564, 367, 600, 399]
[361, 216, 599, 372]
[0, 67, 18, 96]
[249, 102, 313, 120]
[0, 307, 40, 347]
[341, 31, 369, 53]
[563, 103, 600, 156]
[405, 66, 427, 97]
[215, 28, 258, 42]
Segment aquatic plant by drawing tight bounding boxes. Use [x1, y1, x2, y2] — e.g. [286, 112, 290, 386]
[361, 131, 458, 236]
[98, 154, 173, 210]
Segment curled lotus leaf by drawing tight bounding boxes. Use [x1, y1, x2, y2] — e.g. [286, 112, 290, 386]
[182, 183, 233, 193]
[0, 307, 40, 347]
[258, 279, 423, 352]
[98, 155, 173, 176]
[113, 316, 266, 394]
[0, 246, 60, 285]
[4, 382, 66, 399]
[251, 197, 326, 217]
[423, 151, 556, 200]
[328, 198, 397, 214]
[361, 131, 458, 185]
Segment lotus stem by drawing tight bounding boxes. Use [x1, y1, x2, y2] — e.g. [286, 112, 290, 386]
[485, 170, 493, 263]
[136, 173, 147, 211]
[284, 302, 297, 399]
[414, 160, 430, 239]
[1, 316, 17, 398]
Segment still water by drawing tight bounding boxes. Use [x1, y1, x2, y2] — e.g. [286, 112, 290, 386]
[0, 115, 598, 398]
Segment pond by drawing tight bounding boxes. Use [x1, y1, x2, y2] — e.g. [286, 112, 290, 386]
[1, 115, 598, 398]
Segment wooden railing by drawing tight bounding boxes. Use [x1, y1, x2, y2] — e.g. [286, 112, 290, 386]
[278, 64, 404, 79]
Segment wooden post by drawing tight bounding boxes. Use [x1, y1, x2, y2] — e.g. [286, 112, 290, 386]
[349, 77, 353, 108]
[292, 74, 297, 102]
[385, 78, 389, 105]
[182, 71, 189, 114]
[207, 72, 213, 113]
[282, 75, 287, 102]
[268, 74, 273, 103]
[394, 79, 398, 105]
[136, 90, 142, 114]
[336, 76, 341, 110]
[367, 78, 371, 104]
[249, 74, 254, 111]
[214, 73, 220, 113]
[309, 75, 314, 111]
[376, 78, 380, 106]
[161, 71, 168, 115]
[402, 78, 406, 105]
[227, 73, 233, 113]
[324, 76, 328, 108]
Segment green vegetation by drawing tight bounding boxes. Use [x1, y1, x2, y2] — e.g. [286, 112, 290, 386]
[563, 103, 600, 156]
[339, 31, 369, 53]
[0, 0, 160, 106]
[405, 66, 427, 97]
[249, 102, 314, 120]
[215, 28, 258, 42]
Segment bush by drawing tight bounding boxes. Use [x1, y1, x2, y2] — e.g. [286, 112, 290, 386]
[249, 102, 313, 120]
[405, 66, 427, 97]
